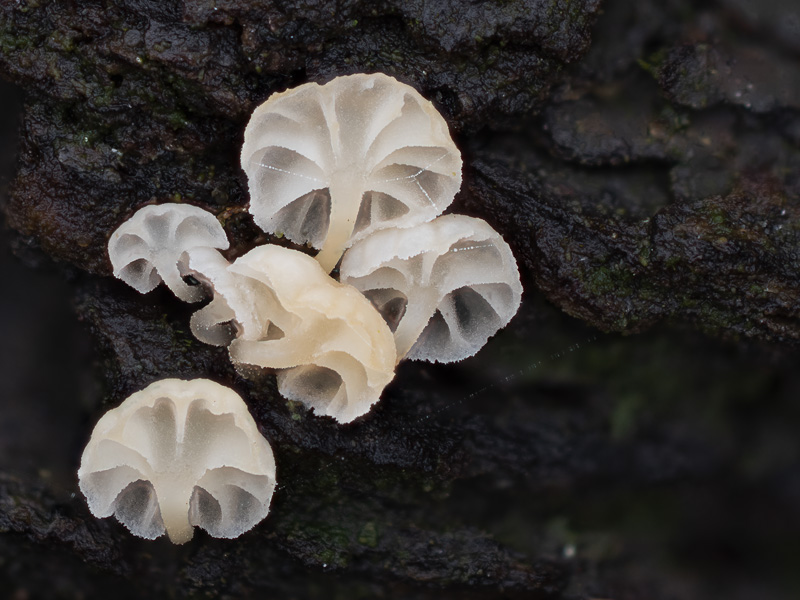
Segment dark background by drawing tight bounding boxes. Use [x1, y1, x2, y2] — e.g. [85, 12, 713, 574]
[1, 1, 800, 599]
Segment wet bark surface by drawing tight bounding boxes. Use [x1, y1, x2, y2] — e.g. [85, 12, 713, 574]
[1, 1, 799, 598]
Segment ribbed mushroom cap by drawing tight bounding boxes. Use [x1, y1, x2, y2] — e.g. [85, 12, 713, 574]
[340, 215, 522, 363]
[78, 378, 276, 544]
[241, 73, 462, 273]
[108, 204, 229, 302]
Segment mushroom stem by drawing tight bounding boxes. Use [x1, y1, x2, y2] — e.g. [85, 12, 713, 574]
[160, 486, 194, 544]
[393, 291, 439, 361]
[156, 256, 200, 303]
[315, 171, 364, 273]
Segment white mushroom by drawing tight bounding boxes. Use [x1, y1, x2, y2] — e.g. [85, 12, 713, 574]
[241, 73, 462, 273]
[78, 378, 276, 544]
[217, 245, 397, 423]
[108, 204, 229, 302]
[340, 214, 523, 363]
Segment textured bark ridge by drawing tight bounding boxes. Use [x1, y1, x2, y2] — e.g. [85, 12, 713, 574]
[1, 1, 800, 599]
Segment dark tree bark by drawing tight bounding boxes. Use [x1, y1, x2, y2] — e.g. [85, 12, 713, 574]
[1, 1, 799, 599]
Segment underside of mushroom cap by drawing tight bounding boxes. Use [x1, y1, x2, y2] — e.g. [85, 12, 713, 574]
[224, 244, 397, 423]
[340, 214, 523, 363]
[78, 378, 276, 544]
[108, 204, 230, 303]
[241, 73, 462, 273]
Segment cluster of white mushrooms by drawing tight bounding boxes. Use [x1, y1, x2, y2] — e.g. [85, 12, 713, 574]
[79, 73, 522, 543]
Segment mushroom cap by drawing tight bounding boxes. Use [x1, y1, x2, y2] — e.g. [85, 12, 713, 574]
[223, 244, 397, 423]
[78, 378, 276, 544]
[108, 204, 229, 302]
[340, 214, 523, 363]
[241, 72, 462, 272]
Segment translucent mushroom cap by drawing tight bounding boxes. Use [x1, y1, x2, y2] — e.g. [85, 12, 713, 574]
[78, 378, 276, 544]
[108, 204, 229, 302]
[340, 214, 523, 363]
[223, 245, 397, 423]
[241, 72, 462, 272]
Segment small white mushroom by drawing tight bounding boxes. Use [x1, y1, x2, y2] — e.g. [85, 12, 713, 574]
[108, 204, 229, 302]
[78, 378, 276, 544]
[340, 214, 523, 363]
[241, 73, 462, 273]
[216, 245, 397, 423]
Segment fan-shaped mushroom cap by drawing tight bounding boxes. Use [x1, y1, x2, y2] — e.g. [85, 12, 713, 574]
[241, 73, 462, 273]
[340, 214, 522, 363]
[222, 245, 397, 423]
[108, 204, 229, 302]
[78, 378, 276, 544]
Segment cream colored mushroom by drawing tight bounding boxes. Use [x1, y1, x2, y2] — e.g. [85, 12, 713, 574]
[214, 244, 397, 423]
[78, 378, 276, 544]
[108, 204, 229, 302]
[340, 214, 523, 363]
[241, 73, 462, 273]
